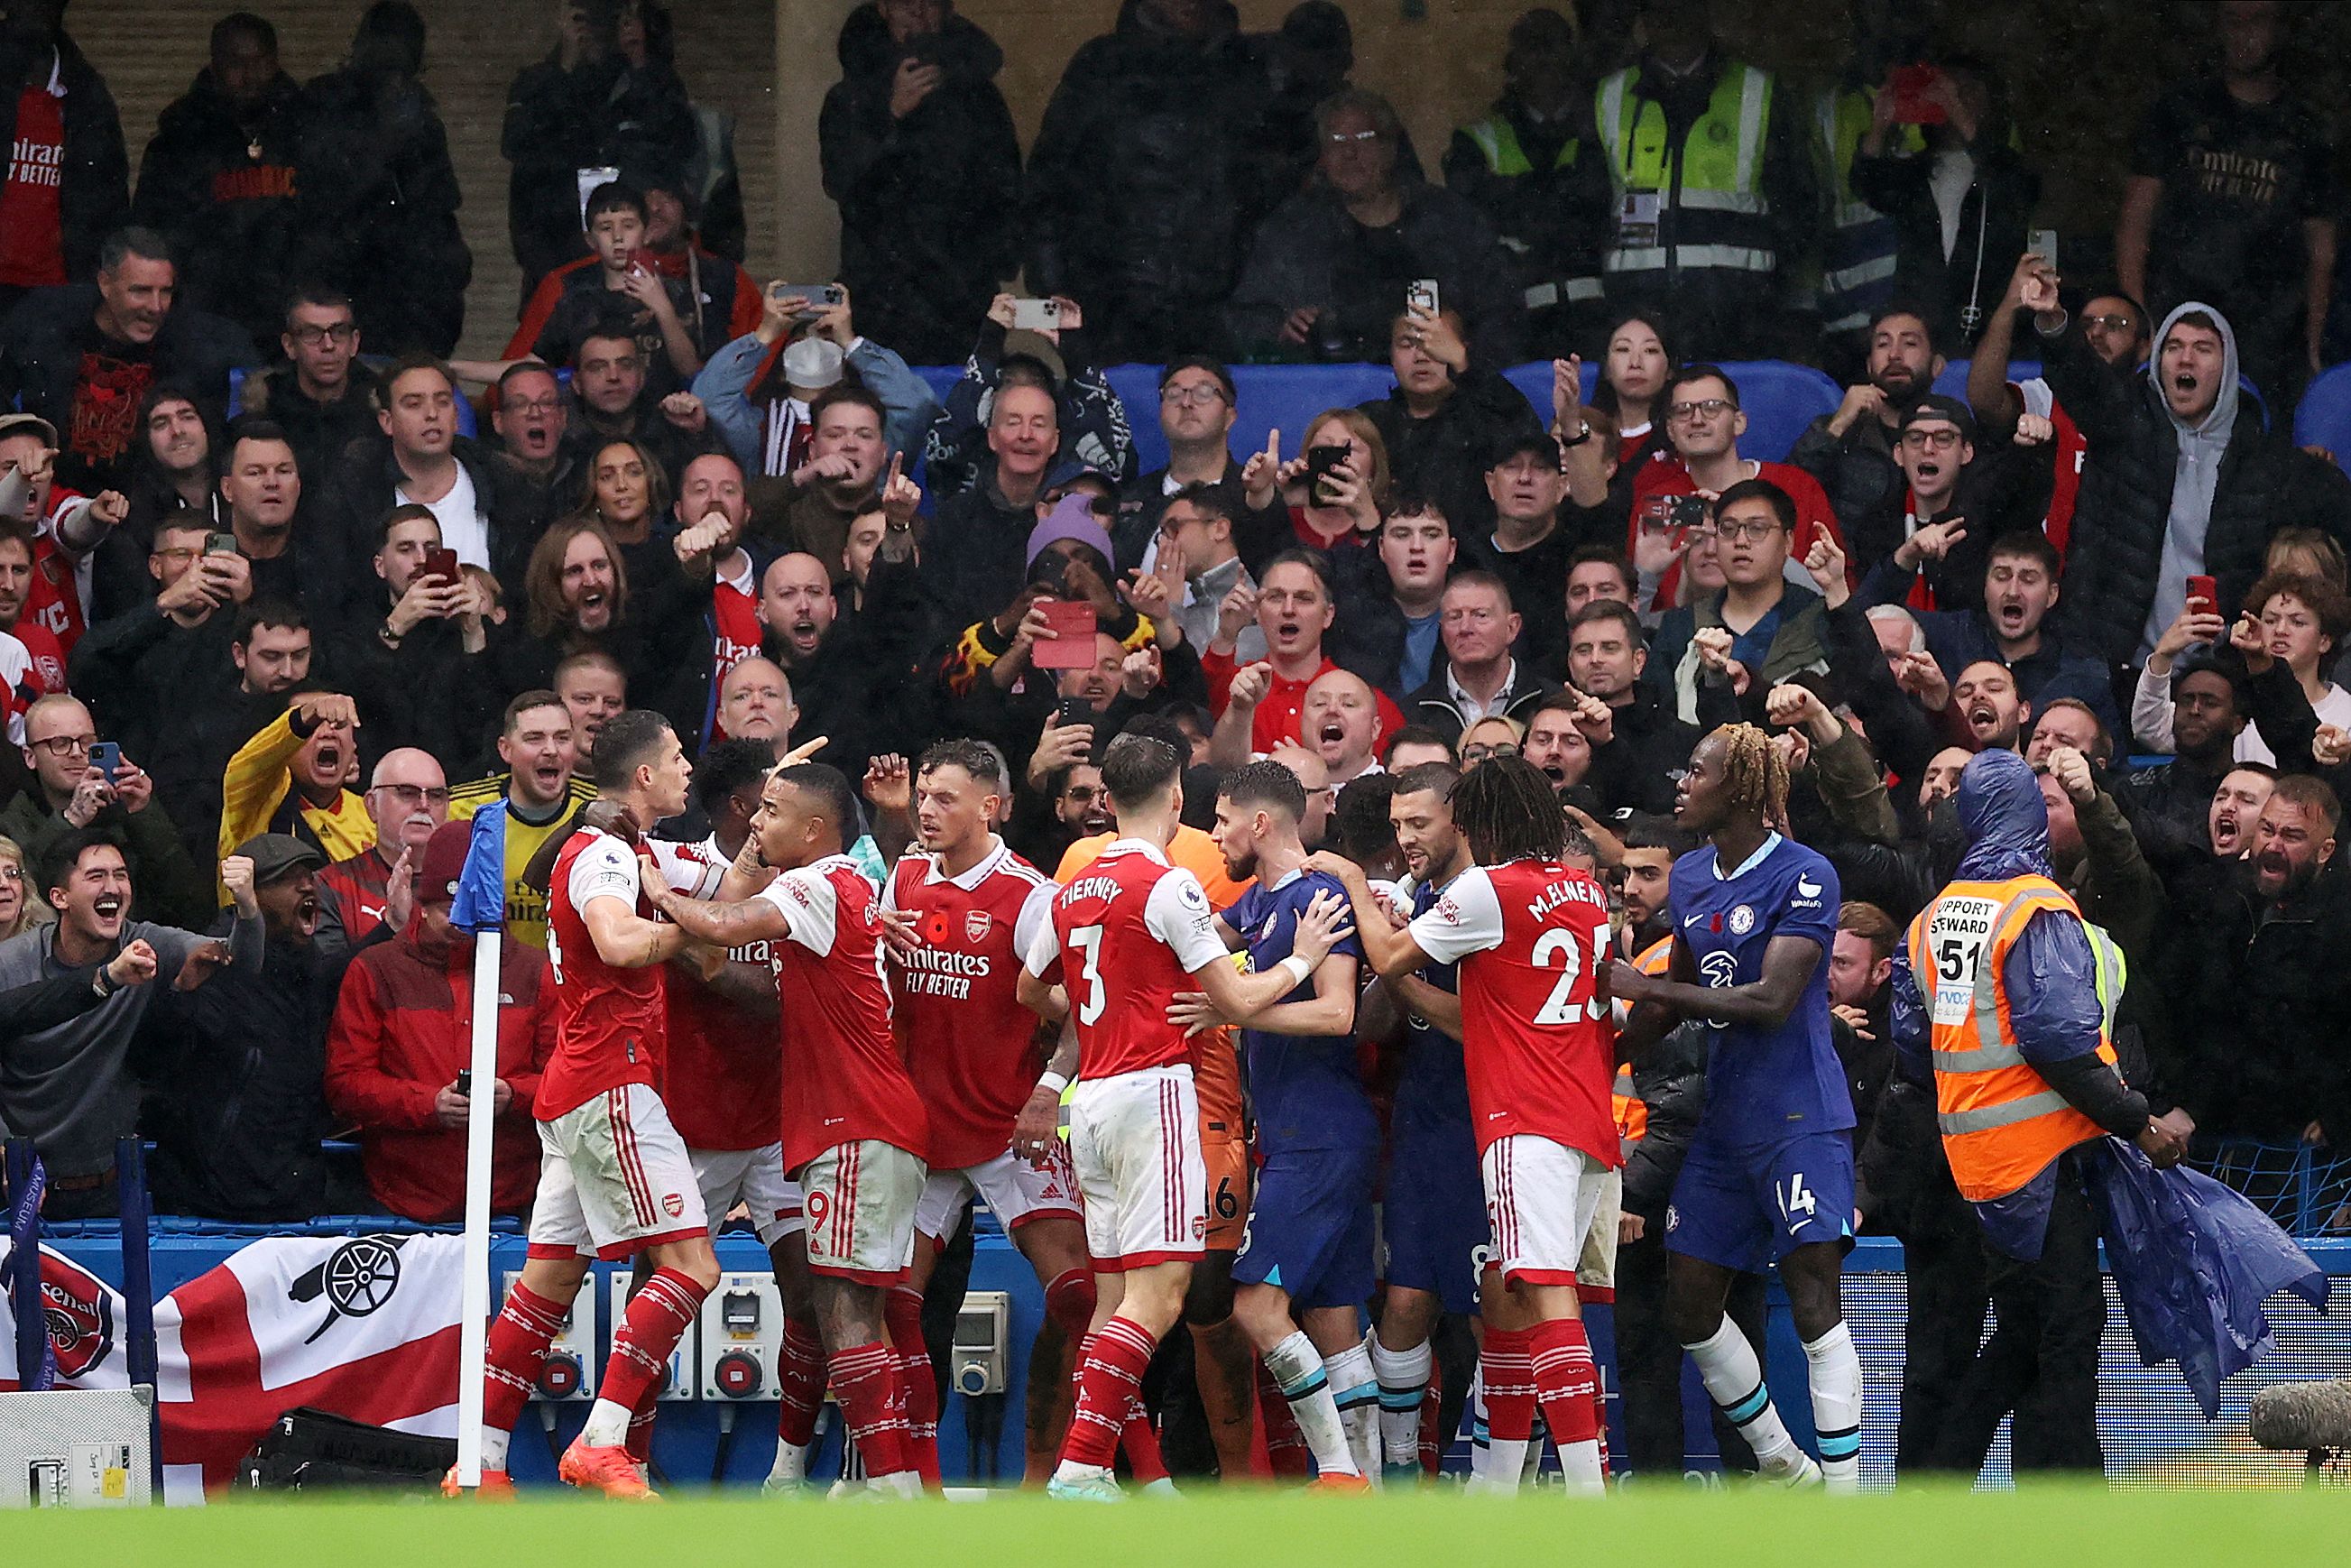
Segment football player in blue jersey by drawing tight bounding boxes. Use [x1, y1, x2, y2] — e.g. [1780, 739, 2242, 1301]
[1611, 724, 1866, 1490]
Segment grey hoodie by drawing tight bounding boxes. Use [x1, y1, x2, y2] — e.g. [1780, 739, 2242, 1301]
[2139, 300, 2242, 657]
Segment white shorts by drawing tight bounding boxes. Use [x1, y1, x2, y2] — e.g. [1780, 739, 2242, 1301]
[1481, 1134, 1608, 1290]
[529, 1084, 709, 1261]
[914, 1145, 1083, 1245]
[691, 1142, 807, 1247]
[1069, 1065, 1206, 1272]
[799, 1139, 926, 1285]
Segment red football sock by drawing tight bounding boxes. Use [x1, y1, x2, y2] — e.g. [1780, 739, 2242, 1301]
[1255, 1358, 1311, 1477]
[482, 1281, 567, 1439]
[596, 1268, 706, 1426]
[1529, 1318, 1600, 1447]
[1043, 1268, 1097, 1338]
[1481, 1327, 1536, 1444]
[830, 1342, 914, 1480]
[777, 1314, 826, 1449]
[886, 1286, 943, 1489]
[1060, 1316, 1157, 1471]
[1119, 1396, 1168, 1483]
[624, 1388, 659, 1466]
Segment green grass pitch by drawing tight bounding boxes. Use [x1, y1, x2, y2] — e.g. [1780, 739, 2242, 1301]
[8, 1484, 2346, 1567]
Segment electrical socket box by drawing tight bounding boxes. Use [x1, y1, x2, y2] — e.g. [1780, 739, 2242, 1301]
[951, 1290, 1010, 1397]
[609, 1271, 697, 1401]
[697, 1272, 783, 1401]
[506, 1269, 595, 1402]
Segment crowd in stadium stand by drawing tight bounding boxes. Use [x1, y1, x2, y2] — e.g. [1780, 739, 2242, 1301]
[1, 0, 2348, 1487]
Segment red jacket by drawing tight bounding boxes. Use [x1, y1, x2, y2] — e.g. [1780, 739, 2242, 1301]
[325, 924, 558, 1222]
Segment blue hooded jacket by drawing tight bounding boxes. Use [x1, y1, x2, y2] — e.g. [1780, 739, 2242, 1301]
[1890, 749, 2113, 1258]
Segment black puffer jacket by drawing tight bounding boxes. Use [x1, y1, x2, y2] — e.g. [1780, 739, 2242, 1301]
[2041, 303, 2351, 667]
[820, 6, 1022, 365]
[132, 68, 307, 346]
[0, 30, 128, 283]
[1022, 1, 1278, 355]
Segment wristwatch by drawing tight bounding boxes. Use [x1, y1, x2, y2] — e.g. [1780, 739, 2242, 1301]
[1560, 420, 1593, 447]
[91, 964, 115, 1000]
[378, 618, 403, 648]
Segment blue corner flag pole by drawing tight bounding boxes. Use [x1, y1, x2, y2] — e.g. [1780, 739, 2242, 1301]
[450, 802, 508, 1488]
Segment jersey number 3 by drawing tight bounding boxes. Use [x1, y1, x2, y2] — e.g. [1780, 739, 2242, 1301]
[1530, 926, 1609, 1025]
[1069, 924, 1107, 1025]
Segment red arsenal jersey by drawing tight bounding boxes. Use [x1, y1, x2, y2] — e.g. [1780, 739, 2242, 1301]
[759, 855, 927, 1171]
[539, 827, 668, 1120]
[1026, 838, 1228, 1082]
[1406, 858, 1618, 1166]
[884, 838, 1059, 1170]
[648, 836, 781, 1152]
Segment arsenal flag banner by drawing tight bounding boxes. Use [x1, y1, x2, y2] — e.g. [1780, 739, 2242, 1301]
[0, 1234, 466, 1501]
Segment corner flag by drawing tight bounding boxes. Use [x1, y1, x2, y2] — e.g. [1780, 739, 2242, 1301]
[448, 798, 510, 1488]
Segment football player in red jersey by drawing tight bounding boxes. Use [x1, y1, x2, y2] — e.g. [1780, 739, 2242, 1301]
[1015, 734, 1360, 1499]
[457, 711, 716, 1502]
[648, 762, 931, 1498]
[883, 740, 1093, 1481]
[1313, 755, 1619, 1494]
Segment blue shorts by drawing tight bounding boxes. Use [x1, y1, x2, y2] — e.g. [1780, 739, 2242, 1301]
[1664, 1129, 1855, 1275]
[1234, 1146, 1378, 1311]
[1380, 1121, 1489, 1316]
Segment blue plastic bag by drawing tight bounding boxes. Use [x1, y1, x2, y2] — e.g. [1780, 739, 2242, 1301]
[2085, 1137, 2328, 1418]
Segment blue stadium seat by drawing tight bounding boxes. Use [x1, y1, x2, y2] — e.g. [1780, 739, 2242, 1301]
[2292, 364, 2351, 469]
[1501, 358, 1837, 460]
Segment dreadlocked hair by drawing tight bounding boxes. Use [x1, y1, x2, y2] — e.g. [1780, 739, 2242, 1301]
[1711, 723, 1790, 822]
[1449, 754, 1566, 865]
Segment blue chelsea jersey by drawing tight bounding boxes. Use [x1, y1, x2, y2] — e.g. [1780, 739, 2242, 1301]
[1667, 834, 1854, 1150]
[1223, 868, 1377, 1153]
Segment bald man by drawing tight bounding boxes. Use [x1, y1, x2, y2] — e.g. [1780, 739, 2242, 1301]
[1302, 669, 1382, 784]
[758, 552, 838, 669]
[718, 656, 798, 753]
[318, 748, 448, 940]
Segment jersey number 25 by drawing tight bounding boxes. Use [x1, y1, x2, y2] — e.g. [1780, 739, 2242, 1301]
[1530, 926, 1609, 1025]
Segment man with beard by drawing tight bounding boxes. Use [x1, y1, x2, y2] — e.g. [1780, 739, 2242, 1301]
[0, 830, 262, 1218]
[755, 383, 894, 571]
[241, 288, 381, 484]
[318, 746, 444, 942]
[756, 535, 927, 776]
[1793, 306, 1944, 527]
[130, 15, 306, 348]
[447, 691, 595, 953]
[2157, 773, 2351, 1148]
[1948, 660, 2031, 755]
[148, 832, 372, 1221]
[1570, 600, 1712, 816]
[1862, 529, 2117, 735]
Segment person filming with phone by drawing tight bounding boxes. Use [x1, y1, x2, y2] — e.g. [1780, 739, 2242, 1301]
[0, 694, 213, 931]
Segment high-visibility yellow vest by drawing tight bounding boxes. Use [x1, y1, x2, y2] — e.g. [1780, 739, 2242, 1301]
[1463, 113, 1581, 177]
[1906, 875, 2121, 1204]
[1594, 60, 1775, 281]
[1813, 86, 1916, 332]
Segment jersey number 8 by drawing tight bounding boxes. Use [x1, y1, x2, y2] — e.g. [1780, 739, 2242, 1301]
[1530, 926, 1609, 1025]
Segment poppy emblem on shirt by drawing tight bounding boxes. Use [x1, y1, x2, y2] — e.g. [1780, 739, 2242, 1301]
[920, 911, 954, 944]
[1708, 912, 1722, 933]
[965, 910, 992, 943]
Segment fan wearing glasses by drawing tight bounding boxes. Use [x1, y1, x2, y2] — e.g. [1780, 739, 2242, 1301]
[2, 695, 212, 931]
[1842, 395, 2005, 614]
[241, 286, 383, 485]
[1646, 479, 1835, 724]
[1627, 364, 1849, 614]
[316, 749, 449, 944]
